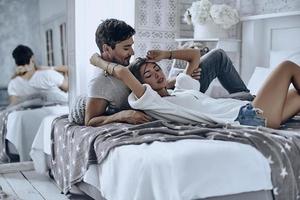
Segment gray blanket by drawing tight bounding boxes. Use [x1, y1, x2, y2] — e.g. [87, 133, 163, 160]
[0, 108, 11, 162]
[50, 116, 300, 200]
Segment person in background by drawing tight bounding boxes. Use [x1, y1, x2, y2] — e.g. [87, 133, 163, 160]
[8, 45, 68, 105]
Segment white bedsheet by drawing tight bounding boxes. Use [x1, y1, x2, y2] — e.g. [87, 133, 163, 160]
[31, 119, 273, 199]
[6, 105, 68, 161]
[84, 139, 273, 200]
[30, 114, 67, 173]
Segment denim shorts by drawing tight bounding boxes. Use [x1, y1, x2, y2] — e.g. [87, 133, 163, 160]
[235, 103, 266, 127]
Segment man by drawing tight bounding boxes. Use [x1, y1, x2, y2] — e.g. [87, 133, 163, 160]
[8, 45, 69, 105]
[85, 18, 250, 126]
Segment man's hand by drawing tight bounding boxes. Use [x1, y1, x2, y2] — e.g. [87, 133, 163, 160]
[86, 98, 151, 126]
[38, 65, 68, 76]
[119, 110, 152, 124]
[191, 67, 201, 80]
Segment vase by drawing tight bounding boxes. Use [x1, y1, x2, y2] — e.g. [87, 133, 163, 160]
[193, 23, 228, 39]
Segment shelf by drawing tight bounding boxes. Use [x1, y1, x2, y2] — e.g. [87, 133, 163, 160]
[240, 11, 300, 21]
[175, 38, 219, 42]
[175, 38, 241, 42]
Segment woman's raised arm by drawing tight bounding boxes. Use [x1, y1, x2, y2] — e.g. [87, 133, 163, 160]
[146, 48, 200, 77]
[90, 53, 145, 98]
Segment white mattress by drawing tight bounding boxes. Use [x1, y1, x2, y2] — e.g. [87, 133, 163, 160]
[84, 139, 273, 200]
[6, 105, 68, 161]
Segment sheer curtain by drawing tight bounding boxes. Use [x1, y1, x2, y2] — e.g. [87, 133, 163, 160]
[67, 0, 135, 106]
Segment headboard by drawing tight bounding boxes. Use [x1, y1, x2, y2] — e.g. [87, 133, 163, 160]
[241, 11, 300, 83]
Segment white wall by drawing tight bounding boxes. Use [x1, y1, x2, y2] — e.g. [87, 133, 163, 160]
[67, 0, 135, 105]
[39, 0, 67, 23]
[178, 0, 300, 39]
[248, 0, 300, 15]
[0, 0, 41, 88]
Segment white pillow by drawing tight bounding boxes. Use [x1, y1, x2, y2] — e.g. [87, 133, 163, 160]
[247, 67, 272, 95]
[248, 66, 295, 95]
[270, 50, 300, 69]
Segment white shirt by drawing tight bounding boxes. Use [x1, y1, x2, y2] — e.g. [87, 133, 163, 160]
[8, 70, 67, 101]
[128, 73, 248, 125]
[8, 76, 38, 96]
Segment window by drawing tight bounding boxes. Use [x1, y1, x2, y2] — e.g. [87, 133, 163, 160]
[42, 16, 67, 66]
[59, 23, 67, 65]
[46, 29, 55, 65]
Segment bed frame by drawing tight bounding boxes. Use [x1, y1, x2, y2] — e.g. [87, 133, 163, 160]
[77, 181, 273, 200]
[241, 11, 300, 83]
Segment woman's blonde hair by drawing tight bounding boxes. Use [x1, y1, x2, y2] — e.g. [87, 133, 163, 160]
[11, 64, 35, 79]
[16, 64, 35, 75]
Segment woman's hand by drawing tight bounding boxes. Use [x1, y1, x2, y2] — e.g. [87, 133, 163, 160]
[191, 67, 201, 80]
[90, 53, 126, 78]
[54, 65, 68, 73]
[146, 50, 169, 62]
[90, 53, 108, 69]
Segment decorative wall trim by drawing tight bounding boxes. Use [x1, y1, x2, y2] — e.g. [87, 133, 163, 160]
[134, 0, 179, 74]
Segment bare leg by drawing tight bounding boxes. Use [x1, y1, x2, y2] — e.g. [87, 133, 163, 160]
[281, 89, 300, 123]
[252, 61, 300, 128]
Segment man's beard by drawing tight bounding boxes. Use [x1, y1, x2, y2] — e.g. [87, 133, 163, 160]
[112, 57, 130, 66]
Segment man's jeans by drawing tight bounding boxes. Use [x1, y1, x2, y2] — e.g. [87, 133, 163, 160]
[199, 49, 250, 94]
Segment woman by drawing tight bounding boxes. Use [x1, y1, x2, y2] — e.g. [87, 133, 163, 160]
[90, 48, 300, 129]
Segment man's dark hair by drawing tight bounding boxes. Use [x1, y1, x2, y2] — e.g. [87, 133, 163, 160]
[128, 57, 148, 83]
[95, 19, 135, 52]
[12, 45, 34, 65]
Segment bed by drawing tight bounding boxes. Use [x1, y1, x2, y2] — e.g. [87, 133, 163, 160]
[31, 12, 300, 200]
[36, 115, 300, 200]
[7, 105, 69, 161]
[32, 116, 275, 200]
[0, 99, 68, 163]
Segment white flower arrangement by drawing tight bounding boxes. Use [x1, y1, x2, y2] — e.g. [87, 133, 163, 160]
[184, 0, 239, 29]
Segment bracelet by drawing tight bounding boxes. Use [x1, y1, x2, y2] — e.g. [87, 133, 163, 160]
[168, 51, 174, 60]
[104, 63, 110, 77]
[111, 63, 118, 75]
[104, 63, 118, 76]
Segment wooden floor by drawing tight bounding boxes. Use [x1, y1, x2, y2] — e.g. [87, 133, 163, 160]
[0, 162, 93, 200]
